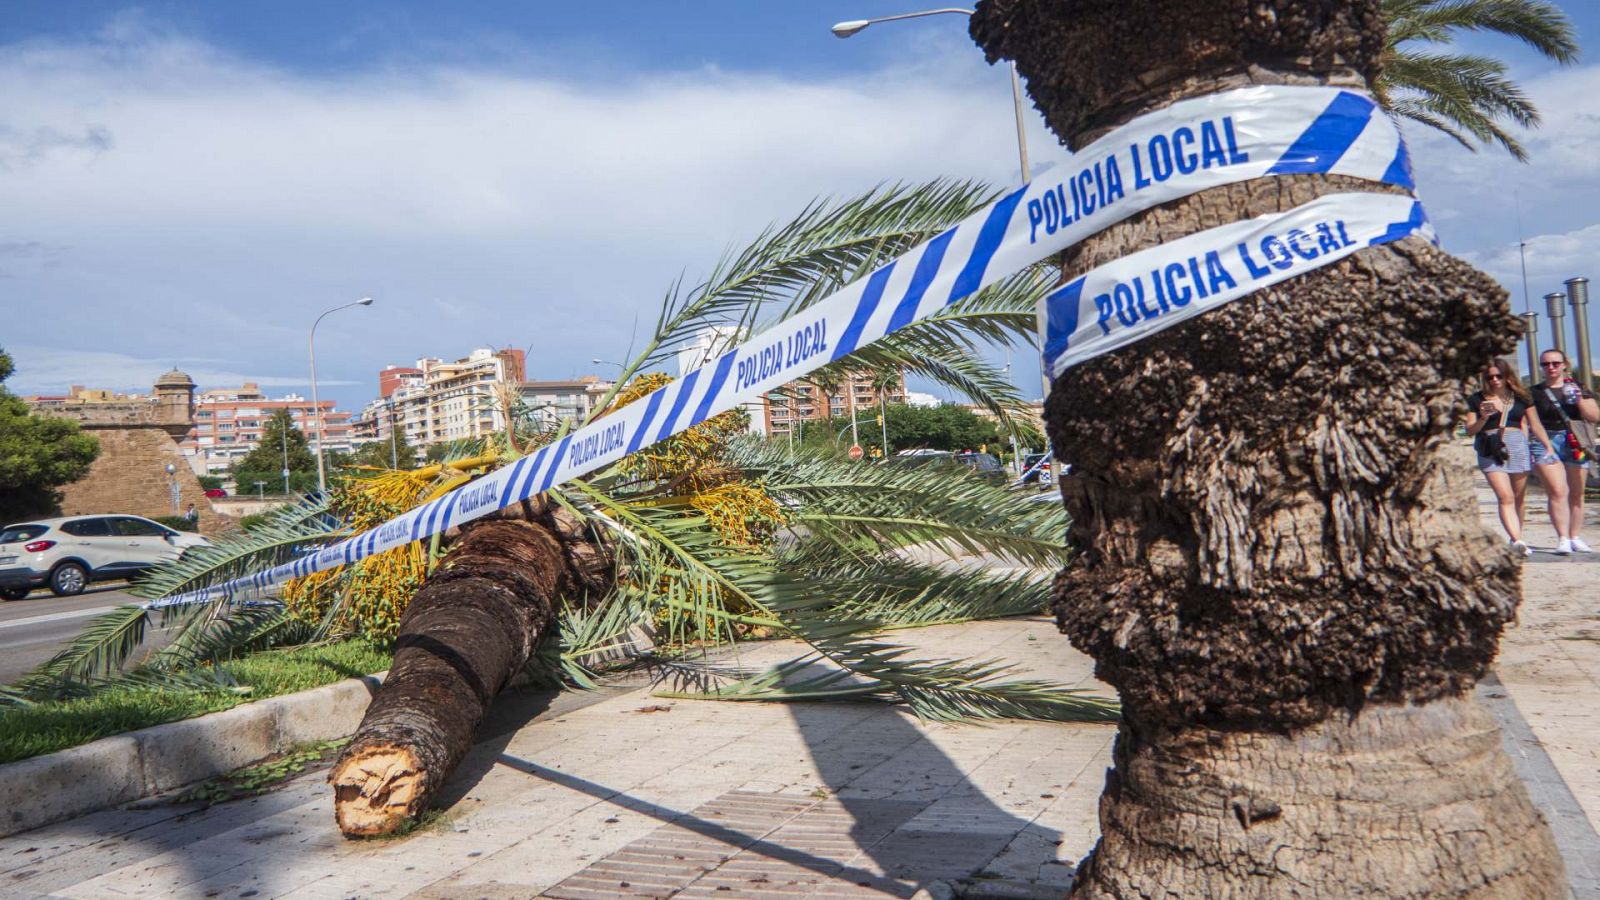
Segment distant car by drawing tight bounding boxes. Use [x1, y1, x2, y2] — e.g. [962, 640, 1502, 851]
[892, 450, 1005, 483]
[0, 515, 211, 599]
[1021, 452, 1054, 487]
[953, 451, 1006, 483]
[204, 488, 228, 498]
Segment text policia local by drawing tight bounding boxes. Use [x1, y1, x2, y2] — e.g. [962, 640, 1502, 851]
[1092, 218, 1357, 337]
[735, 319, 828, 393]
[1028, 117, 1250, 243]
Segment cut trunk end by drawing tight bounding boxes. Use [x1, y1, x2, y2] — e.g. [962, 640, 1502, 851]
[1072, 696, 1564, 897]
[331, 744, 426, 837]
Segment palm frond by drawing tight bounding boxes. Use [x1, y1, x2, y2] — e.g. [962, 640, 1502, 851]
[153, 604, 309, 672]
[791, 556, 1053, 627]
[598, 180, 998, 405]
[6, 666, 246, 707]
[660, 570, 1117, 723]
[17, 604, 151, 686]
[1379, 0, 1577, 160]
[731, 441, 1069, 568]
[127, 496, 346, 602]
[1384, 0, 1578, 62]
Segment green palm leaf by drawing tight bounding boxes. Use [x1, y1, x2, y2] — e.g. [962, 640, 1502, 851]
[590, 180, 1001, 416]
[734, 441, 1068, 568]
[1379, 0, 1578, 160]
[127, 496, 346, 601]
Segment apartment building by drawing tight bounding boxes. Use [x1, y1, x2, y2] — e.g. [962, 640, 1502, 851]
[763, 370, 907, 438]
[355, 349, 539, 448]
[183, 383, 355, 475]
[517, 376, 615, 429]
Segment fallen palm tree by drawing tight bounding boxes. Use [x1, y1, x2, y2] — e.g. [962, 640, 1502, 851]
[25, 181, 1111, 838]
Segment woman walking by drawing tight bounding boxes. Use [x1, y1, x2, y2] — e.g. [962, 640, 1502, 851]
[1530, 349, 1600, 554]
[1466, 359, 1554, 556]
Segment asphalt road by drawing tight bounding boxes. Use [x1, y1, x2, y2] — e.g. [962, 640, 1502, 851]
[0, 586, 175, 686]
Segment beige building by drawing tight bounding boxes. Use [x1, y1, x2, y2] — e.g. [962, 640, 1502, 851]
[184, 383, 355, 476]
[764, 370, 907, 438]
[362, 348, 573, 448]
[517, 377, 616, 429]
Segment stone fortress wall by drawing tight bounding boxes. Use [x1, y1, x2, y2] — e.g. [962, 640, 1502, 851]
[29, 369, 226, 533]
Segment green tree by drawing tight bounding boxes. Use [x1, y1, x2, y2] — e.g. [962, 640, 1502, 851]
[881, 403, 1003, 454]
[1380, 0, 1579, 160]
[344, 432, 419, 471]
[0, 348, 100, 520]
[231, 410, 317, 494]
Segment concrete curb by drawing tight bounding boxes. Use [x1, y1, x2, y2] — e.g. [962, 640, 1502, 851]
[0, 672, 383, 839]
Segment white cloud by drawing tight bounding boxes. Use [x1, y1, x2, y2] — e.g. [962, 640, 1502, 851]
[1462, 222, 1600, 290]
[0, 22, 1059, 407]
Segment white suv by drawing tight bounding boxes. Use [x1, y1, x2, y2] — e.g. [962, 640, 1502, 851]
[0, 515, 211, 599]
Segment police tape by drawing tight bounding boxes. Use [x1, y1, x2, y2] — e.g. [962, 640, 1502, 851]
[1043, 192, 1433, 376]
[150, 85, 1423, 608]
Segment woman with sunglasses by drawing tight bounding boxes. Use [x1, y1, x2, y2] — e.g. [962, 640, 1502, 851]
[1529, 349, 1600, 554]
[1466, 359, 1555, 555]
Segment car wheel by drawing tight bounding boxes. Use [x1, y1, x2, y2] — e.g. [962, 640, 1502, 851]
[49, 563, 88, 597]
[0, 586, 29, 601]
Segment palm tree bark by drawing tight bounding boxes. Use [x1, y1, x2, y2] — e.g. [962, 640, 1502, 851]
[971, 0, 1563, 894]
[330, 497, 607, 837]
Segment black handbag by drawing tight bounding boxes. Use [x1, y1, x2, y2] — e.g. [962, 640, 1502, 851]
[1473, 398, 1510, 465]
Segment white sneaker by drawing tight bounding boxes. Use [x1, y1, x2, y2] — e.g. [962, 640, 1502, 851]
[1511, 540, 1532, 557]
[1556, 538, 1574, 555]
[1572, 537, 1594, 553]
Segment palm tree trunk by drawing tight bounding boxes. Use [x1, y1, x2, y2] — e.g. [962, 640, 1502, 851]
[330, 498, 605, 837]
[970, 1, 1563, 894]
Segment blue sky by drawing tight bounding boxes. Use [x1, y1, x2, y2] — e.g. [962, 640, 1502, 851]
[3, 2, 1598, 411]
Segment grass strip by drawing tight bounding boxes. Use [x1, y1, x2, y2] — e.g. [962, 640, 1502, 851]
[0, 640, 390, 765]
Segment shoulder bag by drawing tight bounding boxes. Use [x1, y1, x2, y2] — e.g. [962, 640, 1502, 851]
[1544, 387, 1596, 463]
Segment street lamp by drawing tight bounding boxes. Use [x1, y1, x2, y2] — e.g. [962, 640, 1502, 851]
[164, 462, 179, 516]
[831, 7, 1031, 183]
[833, 6, 1050, 406]
[308, 296, 374, 495]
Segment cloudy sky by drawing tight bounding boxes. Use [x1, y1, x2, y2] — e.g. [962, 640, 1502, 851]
[3, 1, 1597, 411]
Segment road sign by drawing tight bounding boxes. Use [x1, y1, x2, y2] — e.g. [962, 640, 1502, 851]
[848, 445, 864, 460]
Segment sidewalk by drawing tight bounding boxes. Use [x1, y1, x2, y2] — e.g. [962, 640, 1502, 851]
[0, 620, 1114, 899]
[2, 473, 1596, 899]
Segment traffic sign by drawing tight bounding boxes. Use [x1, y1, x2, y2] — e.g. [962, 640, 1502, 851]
[848, 445, 864, 460]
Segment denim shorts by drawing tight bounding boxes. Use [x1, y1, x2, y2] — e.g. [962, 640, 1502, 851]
[1530, 430, 1582, 466]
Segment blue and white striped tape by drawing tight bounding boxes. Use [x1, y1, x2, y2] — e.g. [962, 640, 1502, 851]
[1042, 192, 1434, 376]
[149, 85, 1424, 609]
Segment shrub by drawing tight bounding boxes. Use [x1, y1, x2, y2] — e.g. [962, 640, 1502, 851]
[151, 515, 198, 532]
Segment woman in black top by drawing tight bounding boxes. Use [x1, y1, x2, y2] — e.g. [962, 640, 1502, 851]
[1529, 349, 1600, 554]
[1465, 358, 1554, 555]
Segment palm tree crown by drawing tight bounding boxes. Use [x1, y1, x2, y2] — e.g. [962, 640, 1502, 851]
[1379, 0, 1579, 160]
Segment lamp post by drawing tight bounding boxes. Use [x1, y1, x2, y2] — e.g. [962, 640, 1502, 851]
[165, 463, 179, 516]
[384, 398, 400, 470]
[832, 8, 1030, 183]
[833, 7, 1053, 407]
[308, 297, 373, 495]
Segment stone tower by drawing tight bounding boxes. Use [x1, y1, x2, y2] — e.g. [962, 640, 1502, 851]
[29, 368, 222, 532]
[152, 368, 196, 437]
